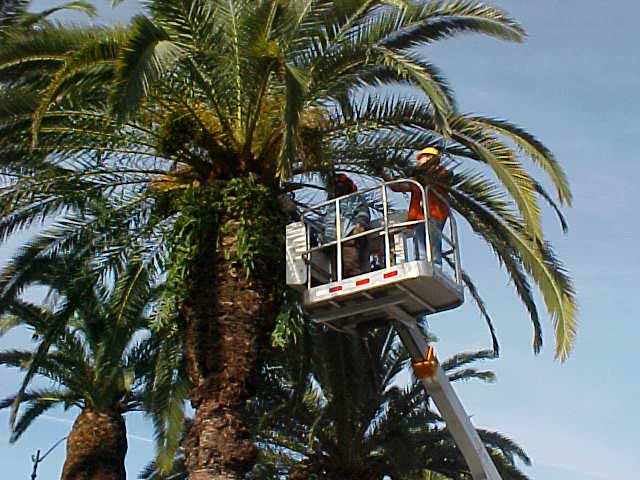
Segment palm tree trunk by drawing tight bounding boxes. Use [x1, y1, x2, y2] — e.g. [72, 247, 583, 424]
[182, 181, 284, 480]
[60, 408, 127, 480]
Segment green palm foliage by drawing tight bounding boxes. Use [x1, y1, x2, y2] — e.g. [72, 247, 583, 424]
[0, 0, 575, 358]
[136, 323, 531, 480]
[0, 256, 187, 479]
[0, 0, 576, 477]
[0, 0, 96, 33]
[256, 325, 531, 479]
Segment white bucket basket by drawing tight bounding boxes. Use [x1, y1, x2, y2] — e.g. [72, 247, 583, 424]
[285, 179, 464, 331]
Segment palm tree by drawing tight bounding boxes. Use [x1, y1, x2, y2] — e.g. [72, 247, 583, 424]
[0, 1, 576, 478]
[257, 325, 530, 480]
[0, 257, 187, 480]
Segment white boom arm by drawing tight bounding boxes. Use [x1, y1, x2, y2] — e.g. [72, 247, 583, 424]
[389, 307, 502, 480]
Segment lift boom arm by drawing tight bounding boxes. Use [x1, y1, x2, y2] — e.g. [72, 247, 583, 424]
[390, 307, 502, 480]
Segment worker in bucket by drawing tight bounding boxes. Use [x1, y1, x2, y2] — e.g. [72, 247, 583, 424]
[323, 173, 371, 278]
[381, 146, 450, 265]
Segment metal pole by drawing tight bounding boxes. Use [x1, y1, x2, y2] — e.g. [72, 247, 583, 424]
[306, 216, 312, 290]
[450, 216, 462, 285]
[30, 450, 40, 480]
[335, 198, 342, 281]
[388, 307, 501, 480]
[421, 185, 433, 263]
[381, 184, 391, 269]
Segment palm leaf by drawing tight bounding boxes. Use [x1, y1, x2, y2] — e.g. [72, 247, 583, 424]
[383, 0, 525, 50]
[113, 15, 184, 118]
[451, 114, 542, 241]
[375, 46, 453, 132]
[450, 172, 544, 352]
[10, 391, 76, 442]
[459, 269, 500, 355]
[24, 1, 97, 26]
[467, 116, 572, 205]
[449, 186, 576, 359]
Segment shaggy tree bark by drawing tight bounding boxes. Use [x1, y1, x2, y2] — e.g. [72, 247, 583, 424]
[60, 408, 127, 480]
[182, 183, 284, 480]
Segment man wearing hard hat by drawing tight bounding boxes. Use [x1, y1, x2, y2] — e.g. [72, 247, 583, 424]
[380, 146, 451, 265]
[323, 173, 371, 278]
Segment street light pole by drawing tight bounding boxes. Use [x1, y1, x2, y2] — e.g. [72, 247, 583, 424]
[30, 450, 40, 480]
[30, 436, 67, 480]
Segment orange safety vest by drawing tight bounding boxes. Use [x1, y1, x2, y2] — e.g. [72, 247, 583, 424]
[407, 170, 450, 223]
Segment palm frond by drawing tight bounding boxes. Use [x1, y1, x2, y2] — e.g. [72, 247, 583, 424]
[467, 116, 572, 205]
[451, 114, 542, 241]
[450, 173, 543, 352]
[281, 62, 310, 177]
[0, 26, 110, 80]
[24, 1, 97, 25]
[534, 180, 569, 233]
[448, 368, 495, 383]
[460, 270, 499, 356]
[10, 390, 76, 442]
[440, 349, 495, 371]
[0, 349, 32, 369]
[113, 15, 183, 118]
[374, 47, 453, 132]
[449, 184, 576, 359]
[29, 29, 125, 146]
[478, 428, 531, 466]
[383, 0, 525, 50]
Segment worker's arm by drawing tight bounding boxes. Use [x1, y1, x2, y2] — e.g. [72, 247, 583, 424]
[377, 170, 412, 192]
[343, 196, 371, 237]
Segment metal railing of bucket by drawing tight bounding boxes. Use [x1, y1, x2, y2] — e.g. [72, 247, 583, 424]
[300, 179, 462, 289]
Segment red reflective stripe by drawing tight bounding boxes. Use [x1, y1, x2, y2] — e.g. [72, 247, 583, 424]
[383, 271, 398, 279]
[356, 278, 370, 286]
[329, 286, 343, 293]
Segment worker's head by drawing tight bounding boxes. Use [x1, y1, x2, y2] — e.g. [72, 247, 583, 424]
[416, 146, 440, 168]
[334, 173, 357, 197]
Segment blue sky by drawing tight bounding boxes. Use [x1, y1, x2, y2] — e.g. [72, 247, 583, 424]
[1, 1, 638, 479]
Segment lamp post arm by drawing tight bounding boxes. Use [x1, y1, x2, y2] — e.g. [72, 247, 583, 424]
[30, 436, 67, 480]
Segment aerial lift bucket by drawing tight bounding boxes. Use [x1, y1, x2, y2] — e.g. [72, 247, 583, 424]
[286, 180, 502, 480]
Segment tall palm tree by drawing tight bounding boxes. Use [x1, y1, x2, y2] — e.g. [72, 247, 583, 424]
[0, 1, 576, 478]
[0, 257, 187, 480]
[257, 325, 530, 480]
